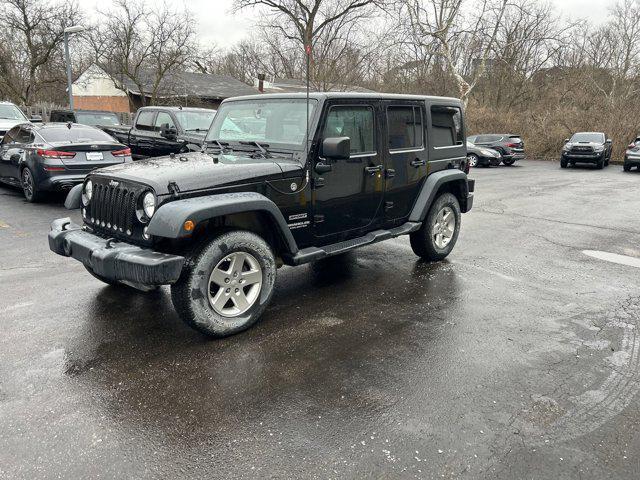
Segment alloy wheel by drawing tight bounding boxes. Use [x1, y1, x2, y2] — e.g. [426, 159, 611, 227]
[208, 251, 263, 317]
[22, 169, 34, 200]
[432, 206, 455, 249]
[467, 154, 478, 167]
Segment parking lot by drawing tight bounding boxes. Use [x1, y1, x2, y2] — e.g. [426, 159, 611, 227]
[1, 160, 640, 479]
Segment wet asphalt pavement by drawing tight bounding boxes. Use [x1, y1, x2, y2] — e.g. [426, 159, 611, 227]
[2, 160, 640, 479]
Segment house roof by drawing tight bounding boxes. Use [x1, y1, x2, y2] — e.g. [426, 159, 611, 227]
[118, 70, 258, 100]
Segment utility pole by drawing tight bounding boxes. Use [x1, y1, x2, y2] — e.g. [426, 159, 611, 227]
[63, 25, 86, 110]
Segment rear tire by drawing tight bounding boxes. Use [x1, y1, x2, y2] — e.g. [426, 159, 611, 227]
[171, 230, 276, 337]
[502, 157, 516, 166]
[21, 167, 44, 202]
[410, 193, 461, 261]
[624, 163, 631, 172]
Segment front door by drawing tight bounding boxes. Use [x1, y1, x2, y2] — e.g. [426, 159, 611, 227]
[312, 102, 384, 240]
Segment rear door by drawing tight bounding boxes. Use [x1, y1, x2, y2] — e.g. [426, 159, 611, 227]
[383, 101, 428, 223]
[312, 101, 384, 241]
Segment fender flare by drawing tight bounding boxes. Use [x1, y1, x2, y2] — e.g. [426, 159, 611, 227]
[408, 170, 470, 222]
[65, 183, 83, 210]
[146, 192, 299, 255]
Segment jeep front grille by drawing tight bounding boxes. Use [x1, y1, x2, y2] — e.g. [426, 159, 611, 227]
[88, 180, 143, 238]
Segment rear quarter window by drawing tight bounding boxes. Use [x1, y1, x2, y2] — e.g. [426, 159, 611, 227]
[430, 106, 463, 148]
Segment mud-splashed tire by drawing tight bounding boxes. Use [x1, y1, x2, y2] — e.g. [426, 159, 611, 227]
[171, 230, 276, 337]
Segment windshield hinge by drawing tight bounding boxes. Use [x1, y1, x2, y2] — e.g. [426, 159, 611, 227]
[167, 181, 181, 198]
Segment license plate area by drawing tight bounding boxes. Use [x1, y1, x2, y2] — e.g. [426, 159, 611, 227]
[86, 152, 104, 161]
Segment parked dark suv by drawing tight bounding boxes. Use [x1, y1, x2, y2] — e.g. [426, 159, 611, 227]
[49, 93, 474, 338]
[466, 134, 524, 165]
[561, 132, 612, 169]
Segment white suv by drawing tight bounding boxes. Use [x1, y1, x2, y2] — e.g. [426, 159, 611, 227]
[0, 101, 40, 141]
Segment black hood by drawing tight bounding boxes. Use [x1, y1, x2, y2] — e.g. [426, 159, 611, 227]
[91, 152, 301, 195]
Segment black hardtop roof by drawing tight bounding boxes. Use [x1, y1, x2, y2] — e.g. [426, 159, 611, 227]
[225, 92, 462, 105]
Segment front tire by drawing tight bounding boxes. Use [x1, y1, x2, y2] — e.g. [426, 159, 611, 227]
[171, 230, 276, 337]
[596, 156, 605, 169]
[624, 162, 631, 172]
[410, 193, 461, 261]
[560, 158, 568, 168]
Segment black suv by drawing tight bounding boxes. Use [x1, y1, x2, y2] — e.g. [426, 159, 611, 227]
[466, 134, 524, 165]
[49, 93, 474, 337]
[561, 132, 612, 169]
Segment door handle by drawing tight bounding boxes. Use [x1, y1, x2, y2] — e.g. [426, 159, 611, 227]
[410, 158, 426, 167]
[315, 162, 332, 174]
[364, 164, 383, 175]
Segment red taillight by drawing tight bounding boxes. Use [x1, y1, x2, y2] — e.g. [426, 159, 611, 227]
[629, 143, 636, 149]
[506, 143, 519, 148]
[37, 149, 75, 159]
[112, 147, 131, 157]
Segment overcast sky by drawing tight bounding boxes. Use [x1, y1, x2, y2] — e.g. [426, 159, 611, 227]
[80, 0, 613, 48]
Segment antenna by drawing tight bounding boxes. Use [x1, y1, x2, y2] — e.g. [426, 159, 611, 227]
[305, 43, 311, 162]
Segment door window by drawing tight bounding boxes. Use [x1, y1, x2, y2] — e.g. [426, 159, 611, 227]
[154, 112, 175, 131]
[431, 106, 463, 148]
[15, 127, 33, 144]
[387, 106, 423, 151]
[323, 106, 375, 155]
[135, 110, 156, 131]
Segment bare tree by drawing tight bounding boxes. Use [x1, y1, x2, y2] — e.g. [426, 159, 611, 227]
[0, 0, 82, 104]
[88, 0, 196, 106]
[234, 0, 383, 86]
[399, 0, 508, 105]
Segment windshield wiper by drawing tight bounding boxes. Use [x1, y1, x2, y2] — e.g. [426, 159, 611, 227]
[204, 140, 231, 154]
[185, 128, 207, 132]
[239, 141, 271, 158]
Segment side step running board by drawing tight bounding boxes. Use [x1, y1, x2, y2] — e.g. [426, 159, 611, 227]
[286, 222, 421, 266]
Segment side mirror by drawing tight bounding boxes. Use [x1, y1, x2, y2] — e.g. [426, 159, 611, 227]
[564, 138, 570, 144]
[322, 136, 350, 160]
[606, 138, 612, 144]
[30, 115, 42, 123]
[160, 123, 177, 139]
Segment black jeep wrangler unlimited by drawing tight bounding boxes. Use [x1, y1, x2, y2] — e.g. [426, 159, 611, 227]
[49, 93, 474, 337]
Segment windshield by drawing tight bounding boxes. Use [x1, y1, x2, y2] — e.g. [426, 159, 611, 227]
[75, 112, 120, 126]
[0, 104, 28, 121]
[39, 126, 116, 144]
[206, 99, 317, 149]
[176, 110, 216, 132]
[571, 133, 604, 143]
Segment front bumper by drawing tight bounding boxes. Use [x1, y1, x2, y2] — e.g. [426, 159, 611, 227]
[48, 218, 185, 285]
[562, 152, 604, 163]
[625, 154, 640, 166]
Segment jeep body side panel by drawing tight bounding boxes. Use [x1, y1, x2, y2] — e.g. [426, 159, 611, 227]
[146, 192, 299, 255]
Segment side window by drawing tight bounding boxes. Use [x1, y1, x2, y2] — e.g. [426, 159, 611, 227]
[15, 127, 33, 144]
[2, 126, 19, 145]
[323, 105, 375, 155]
[430, 106, 463, 148]
[154, 112, 175, 131]
[387, 105, 423, 151]
[135, 110, 156, 131]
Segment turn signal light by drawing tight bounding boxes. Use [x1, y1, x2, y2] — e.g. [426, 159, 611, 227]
[183, 220, 195, 232]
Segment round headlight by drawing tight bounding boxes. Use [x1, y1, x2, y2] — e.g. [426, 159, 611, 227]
[142, 192, 156, 218]
[82, 180, 93, 206]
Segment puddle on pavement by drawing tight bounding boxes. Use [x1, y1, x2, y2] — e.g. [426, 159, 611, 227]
[583, 250, 640, 269]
